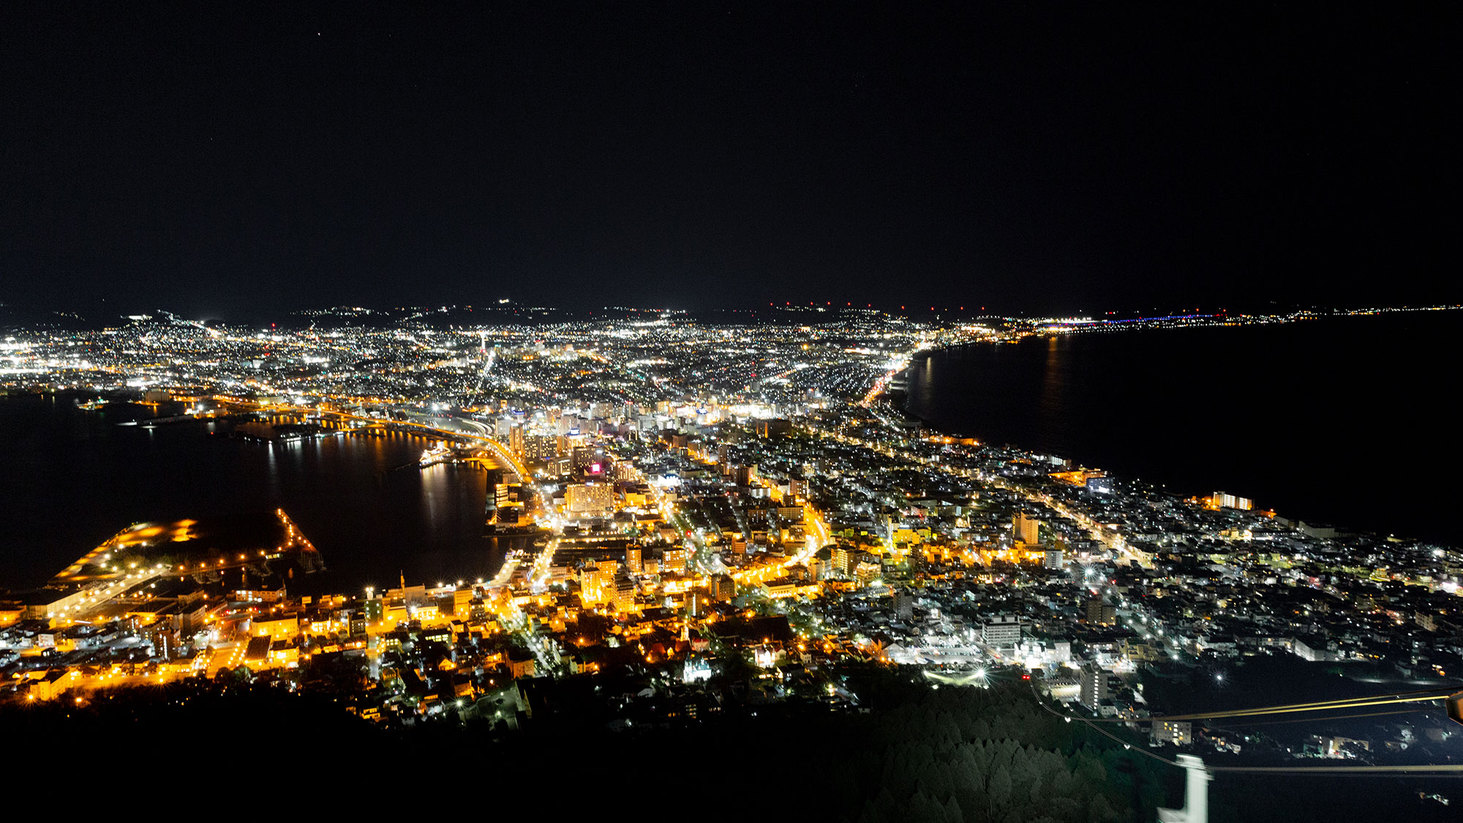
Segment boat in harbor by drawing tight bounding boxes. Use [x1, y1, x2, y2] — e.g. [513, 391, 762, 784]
[419, 441, 452, 467]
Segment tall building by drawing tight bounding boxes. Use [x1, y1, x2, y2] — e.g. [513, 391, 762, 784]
[522, 434, 557, 463]
[832, 545, 864, 577]
[612, 571, 636, 613]
[578, 563, 598, 605]
[982, 615, 1022, 648]
[565, 482, 614, 517]
[1014, 512, 1041, 545]
[1207, 491, 1253, 511]
[1079, 664, 1109, 709]
[572, 445, 603, 472]
[755, 418, 791, 438]
[493, 481, 525, 527]
[1152, 719, 1193, 746]
[787, 477, 804, 502]
[1084, 598, 1117, 626]
[579, 560, 619, 606]
[709, 573, 737, 602]
[559, 412, 580, 435]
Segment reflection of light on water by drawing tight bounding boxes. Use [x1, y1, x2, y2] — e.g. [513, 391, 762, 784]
[420, 463, 446, 527]
[264, 436, 280, 498]
[1037, 335, 1069, 452]
[117, 420, 507, 589]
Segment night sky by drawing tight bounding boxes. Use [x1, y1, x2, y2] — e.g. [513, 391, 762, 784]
[2, 3, 1456, 320]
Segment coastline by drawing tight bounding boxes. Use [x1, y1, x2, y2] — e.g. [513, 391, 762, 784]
[0, 393, 513, 593]
[891, 313, 1463, 549]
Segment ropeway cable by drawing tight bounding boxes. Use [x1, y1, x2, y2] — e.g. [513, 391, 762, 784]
[1204, 707, 1429, 727]
[1072, 687, 1458, 724]
[1027, 682, 1463, 776]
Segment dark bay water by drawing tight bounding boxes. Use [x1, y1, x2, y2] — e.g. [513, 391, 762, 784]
[0, 396, 515, 592]
[905, 312, 1463, 546]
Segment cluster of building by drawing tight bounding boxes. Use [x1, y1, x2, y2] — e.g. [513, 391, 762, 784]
[3, 305, 1461, 763]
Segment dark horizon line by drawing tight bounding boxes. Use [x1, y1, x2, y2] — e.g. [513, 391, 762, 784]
[7, 298, 1460, 330]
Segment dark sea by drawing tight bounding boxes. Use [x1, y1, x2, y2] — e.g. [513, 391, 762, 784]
[904, 311, 1463, 547]
[0, 397, 517, 593]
